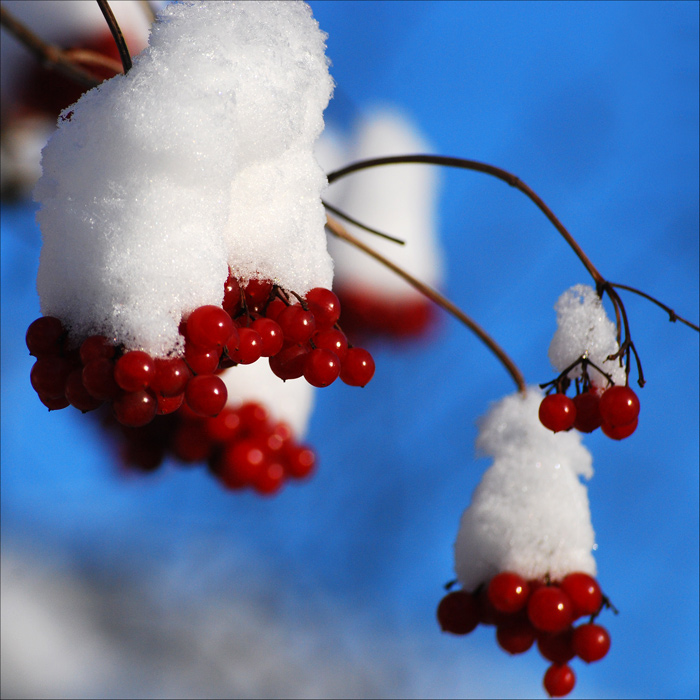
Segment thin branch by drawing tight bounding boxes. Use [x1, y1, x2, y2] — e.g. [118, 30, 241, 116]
[610, 282, 699, 332]
[327, 155, 606, 286]
[322, 201, 405, 245]
[0, 4, 102, 88]
[63, 48, 123, 75]
[325, 214, 527, 395]
[96, 0, 132, 74]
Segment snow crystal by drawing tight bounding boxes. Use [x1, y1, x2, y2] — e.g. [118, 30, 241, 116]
[220, 363, 315, 438]
[548, 284, 627, 388]
[320, 108, 443, 297]
[34, 1, 334, 357]
[454, 389, 597, 591]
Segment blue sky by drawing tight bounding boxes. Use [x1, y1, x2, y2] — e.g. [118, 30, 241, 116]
[2, 2, 698, 698]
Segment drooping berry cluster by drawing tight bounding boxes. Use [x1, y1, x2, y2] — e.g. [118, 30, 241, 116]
[26, 271, 375, 427]
[106, 400, 316, 496]
[538, 385, 640, 440]
[437, 571, 612, 698]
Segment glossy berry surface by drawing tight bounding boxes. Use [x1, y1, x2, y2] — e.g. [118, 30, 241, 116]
[250, 318, 284, 357]
[113, 389, 157, 427]
[543, 663, 576, 698]
[30, 356, 72, 399]
[114, 351, 155, 392]
[340, 347, 375, 387]
[537, 628, 575, 664]
[277, 304, 316, 344]
[527, 585, 574, 633]
[303, 348, 341, 387]
[487, 571, 530, 613]
[572, 623, 610, 662]
[305, 287, 341, 329]
[185, 374, 227, 417]
[598, 385, 640, 427]
[539, 394, 576, 432]
[560, 572, 602, 618]
[26, 316, 65, 357]
[186, 305, 234, 350]
[601, 416, 638, 440]
[572, 391, 602, 433]
[496, 618, 536, 654]
[79, 335, 115, 364]
[436, 590, 479, 635]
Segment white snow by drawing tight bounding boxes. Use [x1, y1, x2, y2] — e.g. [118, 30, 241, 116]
[220, 362, 315, 438]
[548, 284, 627, 388]
[34, 0, 334, 357]
[318, 107, 443, 298]
[454, 389, 597, 591]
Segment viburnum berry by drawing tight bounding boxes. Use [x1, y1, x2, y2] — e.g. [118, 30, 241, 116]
[206, 407, 243, 442]
[113, 389, 157, 427]
[598, 385, 640, 427]
[186, 305, 234, 350]
[277, 304, 316, 344]
[243, 278, 274, 309]
[436, 590, 479, 635]
[151, 357, 192, 397]
[263, 297, 286, 321]
[312, 328, 348, 363]
[496, 617, 536, 655]
[26, 316, 65, 357]
[172, 418, 211, 463]
[114, 350, 155, 392]
[238, 402, 270, 435]
[527, 585, 574, 633]
[543, 663, 576, 698]
[572, 623, 611, 663]
[185, 374, 227, 417]
[79, 335, 115, 364]
[572, 391, 602, 433]
[252, 460, 285, 495]
[284, 444, 316, 479]
[340, 347, 375, 387]
[303, 348, 341, 387]
[184, 342, 221, 375]
[560, 572, 602, 618]
[82, 358, 121, 400]
[37, 393, 70, 411]
[155, 392, 184, 415]
[305, 287, 341, 330]
[269, 343, 309, 381]
[601, 417, 638, 440]
[250, 317, 284, 357]
[226, 327, 262, 365]
[64, 368, 103, 412]
[30, 356, 72, 399]
[487, 571, 530, 613]
[537, 628, 575, 664]
[222, 272, 243, 317]
[219, 437, 267, 485]
[539, 394, 576, 433]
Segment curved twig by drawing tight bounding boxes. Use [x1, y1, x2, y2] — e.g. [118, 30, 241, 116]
[322, 201, 405, 245]
[325, 214, 527, 395]
[610, 282, 699, 332]
[96, 0, 132, 74]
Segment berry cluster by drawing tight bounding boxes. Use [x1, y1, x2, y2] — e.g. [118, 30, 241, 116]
[107, 400, 316, 496]
[437, 571, 611, 698]
[539, 385, 640, 440]
[26, 272, 375, 427]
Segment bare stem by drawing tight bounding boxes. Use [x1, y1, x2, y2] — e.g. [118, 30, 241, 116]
[610, 282, 699, 332]
[96, 0, 132, 74]
[0, 5, 102, 88]
[322, 200, 405, 245]
[325, 214, 527, 395]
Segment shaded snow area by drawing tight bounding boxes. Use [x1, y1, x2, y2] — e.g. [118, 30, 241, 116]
[34, 0, 334, 357]
[454, 389, 596, 590]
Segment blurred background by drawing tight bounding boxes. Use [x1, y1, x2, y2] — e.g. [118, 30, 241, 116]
[1, 1, 698, 698]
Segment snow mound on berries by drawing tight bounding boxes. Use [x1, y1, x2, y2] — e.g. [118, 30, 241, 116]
[454, 389, 596, 591]
[548, 285, 626, 388]
[221, 363, 314, 438]
[321, 107, 443, 296]
[34, 1, 334, 357]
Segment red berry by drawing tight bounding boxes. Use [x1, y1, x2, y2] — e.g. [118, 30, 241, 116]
[155, 392, 184, 415]
[436, 590, 479, 635]
[304, 348, 341, 388]
[252, 460, 285, 495]
[496, 617, 536, 654]
[184, 342, 220, 375]
[185, 374, 227, 417]
[560, 572, 602, 618]
[264, 297, 286, 321]
[572, 391, 602, 433]
[601, 417, 638, 440]
[539, 394, 576, 432]
[284, 444, 316, 478]
[30, 356, 72, 399]
[487, 571, 530, 614]
[340, 347, 375, 387]
[226, 327, 262, 365]
[220, 437, 267, 485]
[277, 304, 316, 344]
[206, 408, 244, 443]
[527, 585, 574, 633]
[269, 344, 309, 381]
[79, 335, 115, 364]
[238, 402, 270, 434]
[186, 305, 234, 350]
[543, 664, 576, 698]
[172, 419, 211, 463]
[151, 357, 192, 397]
[572, 623, 611, 663]
[222, 271, 242, 315]
[305, 287, 341, 330]
[537, 628, 575, 664]
[26, 316, 65, 357]
[64, 368, 103, 412]
[243, 279, 274, 308]
[250, 318, 284, 357]
[38, 393, 70, 411]
[113, 390, 157, 427]
[114, 351, 155, 392]
[312, 328, 348, 363]
[82, 358, 121, 400]
[598, 385, 640, 427]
